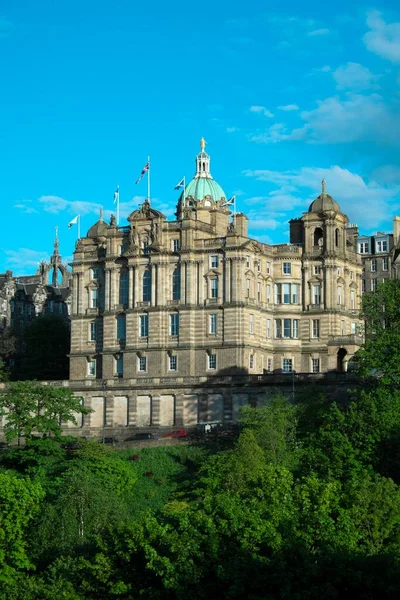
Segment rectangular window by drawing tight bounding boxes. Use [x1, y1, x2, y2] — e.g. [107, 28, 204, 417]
[91, 288, 98, 308]
[314, 265, 321, 275]
[209, 314, 217, 334]
[172, 239, 180, 252]
[283, 283, 291, 304]
[139, 314, 149, 337]
[312, 358, 320, 373]
[293, 319, 299, 339]
[312, 319, 320, 338]
[351, 322, 357, 334]
[249, 314, 254, 334]
[283, 262, 291, 274]
[382, 257, 389, 271]
[211, 279, 218, 298]
[172, 267, 181, 301]
[256, 260, 261, 272]
[341, 320, 345, 335]
[266, 261, 271, 274]
[376, 239, 388, 252]
[91, 267, 99, 280]
[90, 321, 97, 341]
[283, 318, 291, 339]
[119, 272, 129, 305]
[358, 241, 369, 254]
[266, 318, 271, 339]
[337, 267, 341, 276]
[249, 354, 254, 369]
[275, 319, 282, 338]
[246, 256, 250, 268]
[142, 240, 149, 254]
[117, 315, 126, 341]
[274, 283, 281, 304]
[170, 313, 179, 336]
[350, 290, 355, 310]
[371, 258, 377, 272]
[292, 284, 299, 304]
[312, 284, 321, 305]
[246, 279, 251, 297]
[266, 284, 271, 302]
[116, 355, 123, 376]
[337, 287, 342, 305]
[138, 356, 147, 372]
[350, 271, 354, 280]
[210, 255, 219, 269]
[282, 358, 293, 373]
[257, 282, 261, 301]
[267, 358, 272, 372]
[88, 360, 96, 377]
[143, 270, 151, 302]
[169, 355, 177, 371]
[208, 353, 217, 370]
[371, 279, 377, 292]
[362, 279, 366, 292]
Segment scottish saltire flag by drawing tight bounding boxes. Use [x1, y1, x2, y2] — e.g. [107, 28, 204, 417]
[135, 162, 149, 184]
[113, 185, 120, 203]
[174, 178, 185, 190]
[221, 195, 235, 207]
[68, 215, 79, 228]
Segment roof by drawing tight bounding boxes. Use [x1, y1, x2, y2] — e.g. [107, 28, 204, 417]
[182, 177, 226, 202]
[86, 220, 109, 238]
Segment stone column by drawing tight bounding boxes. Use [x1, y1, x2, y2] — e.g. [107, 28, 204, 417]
[134, 265, 139, 306]
[104, 269, 110, 311]
[72, 273, 79, 315]
[128, 266, 134, 309]
[151, 264, 157, 307]
[111, 269, 118, 310]
[224, 257, 231, 304]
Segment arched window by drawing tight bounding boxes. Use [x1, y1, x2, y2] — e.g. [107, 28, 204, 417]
[335, 228, 340, 247]
[119, 270, 129, 305]
[142, 269, 151, 302]
[313, 227, 323, 247]
[172, 266, 181, 301]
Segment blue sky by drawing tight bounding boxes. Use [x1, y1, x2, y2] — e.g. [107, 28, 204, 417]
[1, 0, 399, 274]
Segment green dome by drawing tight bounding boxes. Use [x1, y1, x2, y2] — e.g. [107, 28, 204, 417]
[183, 177, 226, 202]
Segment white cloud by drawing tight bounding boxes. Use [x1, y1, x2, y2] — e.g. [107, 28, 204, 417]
[308, 28, 330, 36]
[226, 126, 239, 133]
[5, 248, 49, 273]
[364, 10, 400, 64]
[243, 165, 400, 228]
[14, 200, 38, 214]
[249, 105, 274, 118]
[333, 62, 378, 90]
[278, 104, 299, 111]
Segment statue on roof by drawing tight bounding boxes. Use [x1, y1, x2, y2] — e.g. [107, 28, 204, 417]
[322, 178, 327, 195]
[129, 223, 140, 249]
[110, 214, 116, 227]
[200, 137, 206, 152]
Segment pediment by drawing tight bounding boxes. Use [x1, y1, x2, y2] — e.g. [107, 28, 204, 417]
[204, 268, 220, 278]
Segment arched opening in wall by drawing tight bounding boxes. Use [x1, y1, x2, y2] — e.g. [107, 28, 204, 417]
[313, 227, 323, 248]
[335, 228, 340, 247]
[337, 348, 348, 372]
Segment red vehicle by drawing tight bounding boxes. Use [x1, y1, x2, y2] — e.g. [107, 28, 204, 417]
[163, 428, 187, 439]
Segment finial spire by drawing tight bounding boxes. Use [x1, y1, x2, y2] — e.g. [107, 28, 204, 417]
[100, 206, 104, 221]
[321, 178, 327, 195]
[53, 225, 60, 254]
[200, 137, 206, 152]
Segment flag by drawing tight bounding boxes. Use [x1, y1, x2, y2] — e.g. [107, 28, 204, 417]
[221, 195, 235, 207]
[135, 162, 149, 184]
[113, 185, 120, 204]
[174, 178, 185, 190]
[68, 215, 79, 228]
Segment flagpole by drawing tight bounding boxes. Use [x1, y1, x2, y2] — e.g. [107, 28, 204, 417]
[183, 176, 186, 208]
[77, 215, 81, 240]
[117, 186, 120, 226]
[147, 155, 151, 203]
[234, 195, 236, 228]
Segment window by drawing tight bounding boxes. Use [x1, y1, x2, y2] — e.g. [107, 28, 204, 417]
[142, 269, 151, 302]
[172, 239, 180, 252]
[358, 241, 369, 254]
[138, 356, 147, 372]
[142, 240, 149, 254]
[169, 355, 177, 371]
[382, 257, 389, 271]
[350, 271, 354, 280]
[283, 262, 291, 274]
[341, 320, 345, 335]
[371, 259, 377, 272]
[362, 279, 366, 292]
[337, 287, 342, 305]
[266, 284, 271, 302]
[266, 318, 271, 338]
[172, 266, 181, 300]
[256, 260, 261, 272]
[257, 282, 261, 301]
[116, 355, 123, 376]
[170, 313, 179, 336]
[371, 279, 377, 292]
[246, 279, 251, 297]
[337, 267, 341, 276]
[139, 314, 148, 337]
[283, 283, 291, 304]
[266, 262, 271, 274]
[208, 353, 217, 370]
[312, 319, 320, 338]
[267, 358, 272, 372]
[210, 278, 218, 298]
[275, 319, 299, 339]
[292, 284, 299, 304]
[275, 284, 281, 304]
[312, 358, 320, 373]
[312, 284, 321, 305]
[209, 314, 217, 334]
[88, 360, 96, 377]
[119, 271, 129, 305]
[91, 267, 99, 280]
[117, 315, 126, 341]
[246, 256, 250, 268]
[282, 358, 293, 373]
[91, 288, 98, 308]
[210, 255, 219, 269]
[351, 322, 357, 334]
[90, 321, 97, 341]
[314, 265, 321, 275]
[376, 239, 388, 252]
[350, 290, 355, 310]
[275, 283, 299, 304]
[249, 314, 254, 334]
[249, 354, 254, 369]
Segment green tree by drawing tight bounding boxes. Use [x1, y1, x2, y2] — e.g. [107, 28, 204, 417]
[17, 315, 70, 381]
[0, 381, 89, 444]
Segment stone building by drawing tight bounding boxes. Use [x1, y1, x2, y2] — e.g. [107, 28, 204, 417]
[0, 230, 71, 334]
[68, 140, 363, 430]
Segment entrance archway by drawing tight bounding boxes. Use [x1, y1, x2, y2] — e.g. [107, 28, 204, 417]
[337, 348, 348, 372]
